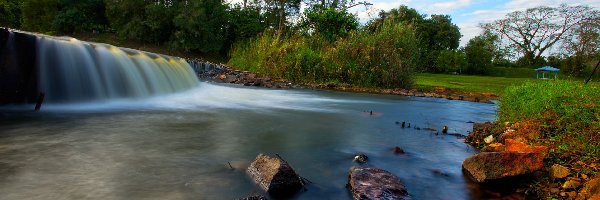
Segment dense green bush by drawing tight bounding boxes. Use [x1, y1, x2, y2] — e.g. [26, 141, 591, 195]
[228, 22, 419, 88]
[499, 81, 600, 163]
[297, 5, 358, 42]
[434, 49, 466, 73]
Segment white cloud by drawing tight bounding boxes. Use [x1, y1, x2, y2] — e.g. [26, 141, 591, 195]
[432, 0, 474, 12]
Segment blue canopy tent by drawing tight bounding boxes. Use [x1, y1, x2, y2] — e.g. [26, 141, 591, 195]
[535, 66, 560, 80]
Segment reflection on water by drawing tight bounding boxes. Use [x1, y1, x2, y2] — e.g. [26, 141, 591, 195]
[0, 82, 497, 199]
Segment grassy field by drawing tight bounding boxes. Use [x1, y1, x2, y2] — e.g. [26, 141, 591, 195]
[414, 73, 535, 96]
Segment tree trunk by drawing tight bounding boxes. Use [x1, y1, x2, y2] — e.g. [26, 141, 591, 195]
[277, 0, 285, 35]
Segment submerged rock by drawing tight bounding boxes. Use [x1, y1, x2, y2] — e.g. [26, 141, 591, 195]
[393, 146, 406, 154]
[246, 154, 304, 198]
[348, 166, 409, 200]
[353, 154, 368, 163]
[462, 152, 544, 183]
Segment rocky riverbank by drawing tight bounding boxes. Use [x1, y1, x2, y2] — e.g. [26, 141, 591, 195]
[193, 63, 495, 104]
[466, 122, 600, 199]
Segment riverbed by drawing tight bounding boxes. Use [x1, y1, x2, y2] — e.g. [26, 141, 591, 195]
[0, 82, 497, 199]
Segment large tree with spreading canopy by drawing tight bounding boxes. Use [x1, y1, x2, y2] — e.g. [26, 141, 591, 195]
[482, 4, 599, 67]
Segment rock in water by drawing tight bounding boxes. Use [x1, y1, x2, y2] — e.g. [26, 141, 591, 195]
[246, 154, 304, 198]
[353, 154, 368, 163]
[393, 146, 406, 154]
[462, 152, 544, 183]
[348, 166, 410, 200]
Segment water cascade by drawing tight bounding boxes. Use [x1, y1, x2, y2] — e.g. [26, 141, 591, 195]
[0, 28, 199, 104]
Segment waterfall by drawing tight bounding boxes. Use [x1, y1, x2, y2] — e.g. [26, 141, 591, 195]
[0, 29, 199, 104]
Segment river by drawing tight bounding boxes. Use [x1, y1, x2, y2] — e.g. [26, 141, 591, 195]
[0, 82, 501, 199]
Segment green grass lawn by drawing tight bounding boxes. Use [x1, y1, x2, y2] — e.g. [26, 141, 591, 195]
[414, 73, 535, 96]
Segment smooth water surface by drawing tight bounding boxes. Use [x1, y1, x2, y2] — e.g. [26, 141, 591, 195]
[0, 82, 497, 199]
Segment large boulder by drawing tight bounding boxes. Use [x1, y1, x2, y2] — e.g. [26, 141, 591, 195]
[348, 166, 410, 200]
[579, 176, 600, 199]
[462, 152, 544, 183]
[246, 154, 304, 199]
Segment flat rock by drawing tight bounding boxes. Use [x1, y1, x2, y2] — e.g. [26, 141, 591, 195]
[462, 152, 544, 183]
[348, 166, 409, 200]
[504, 139, 548, 154]
[550, 164, 570, 179]
[246, 154, 303, 198]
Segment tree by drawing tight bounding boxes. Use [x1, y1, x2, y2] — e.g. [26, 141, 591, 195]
[20, 0, 59, 32]
[104, 0, 177, 44]
[172, 0, 228, 52]
[564, 18, 600, 61]
[223, 4, 268, 50]
[365, 5, 424, 33]
[367, 6, 460, 72]
[482, 4, 599, 67]
[53, 0, 108, 33]
[0, 0, 21, 28]
[464, 33, 498, 74]
[435, 49, 466, 73]
[297, 5, 358, 41]
[255, 0, 301, 34]
[420, 14, 461, 71]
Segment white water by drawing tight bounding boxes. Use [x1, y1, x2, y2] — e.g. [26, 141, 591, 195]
[36, 36, 198, 103]
[38, 83, 373, 113]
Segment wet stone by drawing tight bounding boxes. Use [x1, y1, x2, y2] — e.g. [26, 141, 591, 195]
[462, 152, 544, 183]
[246, 154, 304, 199]
[353, 154, 368, 163]
[348, 166, 410, 200]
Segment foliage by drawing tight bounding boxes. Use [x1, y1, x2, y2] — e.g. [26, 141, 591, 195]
[434, 49, 466, 73]
[0, 0, 21, 28]
[464, 33, 497, 75]
[368, 6, 460, 72]
[104, 0, 176, 44]
[253, 0, 301, 34]
[223, 4, 268, 51]
[172, 0, 228, 53]
[53, 0, 108, 33]
[366, 5, 424, 32]
[229, 21, 419, 88]
[482, 4, 600, 67]
[499, 81, 600, 163]
[487, 67, 536, 78]
[297, 5, 358, 42]
[20, 0, 58, 32]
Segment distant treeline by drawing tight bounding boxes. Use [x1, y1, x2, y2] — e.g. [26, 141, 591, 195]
[1, 0, 598, 87]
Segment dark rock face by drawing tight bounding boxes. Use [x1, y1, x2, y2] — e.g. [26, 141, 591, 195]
[462, 152, 544, 183]
[246, 154, 303, 199]
[0, 30, 40, 105]
[348, 166, 410, 200]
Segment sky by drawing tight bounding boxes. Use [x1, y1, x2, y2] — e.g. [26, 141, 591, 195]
[228, 0, 600, 47]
